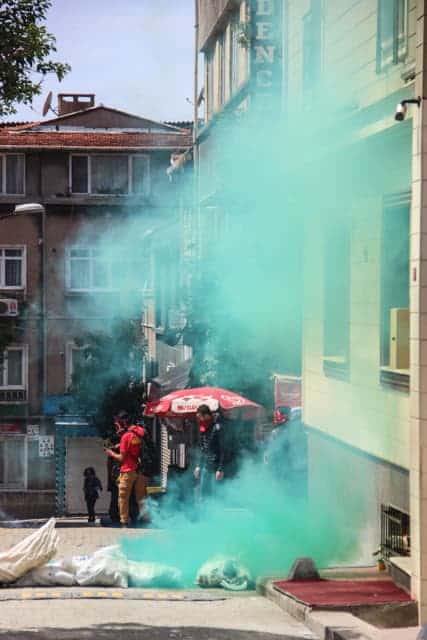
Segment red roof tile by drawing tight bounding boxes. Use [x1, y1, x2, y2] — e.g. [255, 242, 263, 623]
[0, 130, 193, 150]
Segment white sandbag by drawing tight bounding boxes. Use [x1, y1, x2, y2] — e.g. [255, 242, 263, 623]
[75, 545, 128, 588]
[128, 561, 182, 589]
[15, 562, 76, 587]
[0, 518, 58, 584]
[196, 557, 252, 591]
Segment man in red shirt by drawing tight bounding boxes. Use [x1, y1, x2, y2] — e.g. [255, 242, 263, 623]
[105, 412, 147, 527]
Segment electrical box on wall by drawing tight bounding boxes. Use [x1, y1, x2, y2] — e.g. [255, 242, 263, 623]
[390, 308, 409, 370]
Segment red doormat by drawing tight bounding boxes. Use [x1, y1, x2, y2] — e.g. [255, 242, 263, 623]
[273, 579, 412, 608]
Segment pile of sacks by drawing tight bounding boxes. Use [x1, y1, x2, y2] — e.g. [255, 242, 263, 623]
[0, 518, 252, 591]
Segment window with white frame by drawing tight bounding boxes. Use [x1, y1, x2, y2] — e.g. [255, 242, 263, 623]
[0, 347, 27, 389]
[70, 154, 150, 195]
[66, 342, 86, 390]
[377, 0, 408, 71]
[0, 246, 25, 289]
[205, 48, 215, 119]
[0, 435, 26, 489]
[303, 0, 322, 94]
[230, 12, 241, 94]
[66, 246, 144, 292]
[0, 154, 25, 195]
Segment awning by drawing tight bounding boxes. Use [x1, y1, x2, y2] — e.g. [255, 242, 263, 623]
[153, 359, 192, 395]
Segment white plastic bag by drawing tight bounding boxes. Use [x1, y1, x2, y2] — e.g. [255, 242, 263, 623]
[196, 557, 252, 591]
[75, 545, 128, 588]
[0, 518, 58, 584]
[128, 561, 182, 588]
[15, 562, 75, 587]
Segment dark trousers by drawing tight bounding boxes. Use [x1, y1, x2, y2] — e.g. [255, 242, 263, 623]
[85, 494, 97, 522]
[109, 483, 120, 522]
[196, 468, 215, 501]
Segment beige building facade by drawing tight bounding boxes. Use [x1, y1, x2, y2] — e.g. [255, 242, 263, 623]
[195, 0, 427, 621]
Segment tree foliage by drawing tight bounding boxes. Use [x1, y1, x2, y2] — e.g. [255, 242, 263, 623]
[70, 318, 145, 436]
[0, 0, 70, 116]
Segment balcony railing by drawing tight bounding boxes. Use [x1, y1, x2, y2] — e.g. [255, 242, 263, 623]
[0, 389, 27, 403]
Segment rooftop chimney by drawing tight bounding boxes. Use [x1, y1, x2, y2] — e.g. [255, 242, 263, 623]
[57, 93, 95, 116]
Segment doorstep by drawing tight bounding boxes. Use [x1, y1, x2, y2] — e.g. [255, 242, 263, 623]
[258, 574, 418, 640]
[388, 556, 412, 594]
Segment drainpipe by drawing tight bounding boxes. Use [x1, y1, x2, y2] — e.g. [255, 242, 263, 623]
[14, 203, 47, 411]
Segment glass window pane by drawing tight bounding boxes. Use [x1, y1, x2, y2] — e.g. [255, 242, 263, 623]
[92, 156, 128, 194]
[5, 259, 22, 287]
[5, 249, 22, 257]
[92, 260, 110, 288]
[71, 156, 89, 193]
[0, 157, 3, 194]
[6, 155, 24, 194]
[7, 350, 23, 386]
[70, 259, 90, 289]
[70, 248, 89, 258]
[132, 156, 149, 194]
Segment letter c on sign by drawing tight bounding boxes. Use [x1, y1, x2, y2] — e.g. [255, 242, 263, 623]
[257, 70, 273, 87]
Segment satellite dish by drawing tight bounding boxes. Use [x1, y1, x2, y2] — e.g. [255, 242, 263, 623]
[42, 91, 53, 117]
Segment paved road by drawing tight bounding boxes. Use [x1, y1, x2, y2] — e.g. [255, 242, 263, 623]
[0, 522, 317, 639]
[0, 596, 316, 639]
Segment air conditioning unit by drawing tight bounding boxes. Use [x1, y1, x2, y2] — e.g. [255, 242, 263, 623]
[390, 308, 409, 370]
[0, 299, 18, 317]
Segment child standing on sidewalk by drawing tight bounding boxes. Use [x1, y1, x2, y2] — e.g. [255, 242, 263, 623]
[83, 467, 103, 523]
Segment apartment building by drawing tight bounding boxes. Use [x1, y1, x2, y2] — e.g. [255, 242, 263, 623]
[0, 94, 192, 517]
[195, 0, 427, 620]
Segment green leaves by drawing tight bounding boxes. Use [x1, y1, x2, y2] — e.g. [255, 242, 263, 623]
[0, 0, 70, 116]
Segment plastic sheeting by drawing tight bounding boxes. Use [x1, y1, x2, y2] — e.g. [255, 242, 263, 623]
[0, 519, 58, 584]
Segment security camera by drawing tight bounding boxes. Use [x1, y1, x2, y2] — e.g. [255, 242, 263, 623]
[394, 97, 422, 122]
[395, 102, 407, 122]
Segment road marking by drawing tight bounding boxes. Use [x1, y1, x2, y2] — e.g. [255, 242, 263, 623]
[111, 591, 124, 598]
[21, 592, 32, 599]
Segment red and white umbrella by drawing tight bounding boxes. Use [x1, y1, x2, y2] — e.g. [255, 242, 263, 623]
[145, 386, 263, 419]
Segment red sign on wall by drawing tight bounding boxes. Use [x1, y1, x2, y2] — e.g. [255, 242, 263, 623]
[0, 423, 24, 434]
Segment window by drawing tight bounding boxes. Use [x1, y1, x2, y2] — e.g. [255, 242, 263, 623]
[70, 154, 150, 195]
[0, 246, 25, 289]
[380, 198, 410, 374]
[0, 347, 26, 389]
[230, 12, 241, 94]
[303, 0, 322, 94]
[66, 247, 145, 292]
[205, 48, 215, 119]
[66, 342, 86, 390]
[323, 223, 350, 379]
[0, 154, 25, 195]
[218, 32, 226, 107]
[377, 0, 408, 71]
[0, 436, 26, 489]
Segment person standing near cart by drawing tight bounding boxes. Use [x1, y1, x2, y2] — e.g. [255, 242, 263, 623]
[193, 404, 225, 499]
[105, 412, 147, 527]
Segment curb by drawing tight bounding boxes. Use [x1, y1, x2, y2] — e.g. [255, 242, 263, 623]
[258, 579, 382, 640]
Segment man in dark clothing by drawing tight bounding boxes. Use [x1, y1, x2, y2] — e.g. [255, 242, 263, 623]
[194, 404, 225, 499]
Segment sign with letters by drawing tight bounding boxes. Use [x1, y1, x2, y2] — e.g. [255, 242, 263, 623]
[250, 0, 283, 110]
